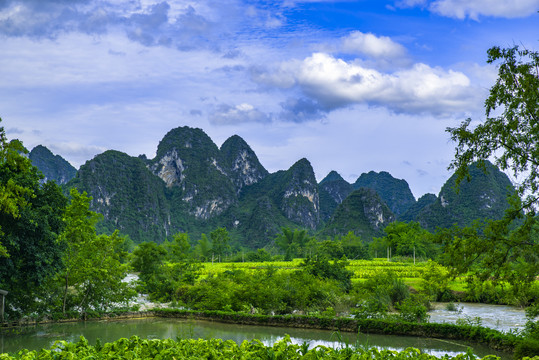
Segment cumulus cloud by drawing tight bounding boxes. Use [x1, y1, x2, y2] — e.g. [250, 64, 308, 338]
[257, 52, 483, 116]
[341, 31, 407, 59]
[396, 0, 539, 19]
[209, 103, 271, 125]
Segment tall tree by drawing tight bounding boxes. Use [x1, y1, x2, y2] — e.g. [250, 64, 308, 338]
[58, 189, 134, 313]
[210, 227, 231, 262]
[444, 46, 539, 303]
[447, 46, 539, 210]
[275, 227, 310, 260]
[0, 120, 67, 314]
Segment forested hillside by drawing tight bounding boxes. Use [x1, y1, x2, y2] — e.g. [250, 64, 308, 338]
[31, 127, 516, 247]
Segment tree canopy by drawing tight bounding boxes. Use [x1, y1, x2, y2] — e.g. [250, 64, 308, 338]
[0, 120, 70, 314]
[443, 46, 539, 305]
[447, 46, 539, 211]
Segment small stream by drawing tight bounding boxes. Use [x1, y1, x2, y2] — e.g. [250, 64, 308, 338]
[429, 302, 528, 333]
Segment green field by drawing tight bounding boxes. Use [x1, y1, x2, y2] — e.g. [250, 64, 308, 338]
[199, 258, 433, 288]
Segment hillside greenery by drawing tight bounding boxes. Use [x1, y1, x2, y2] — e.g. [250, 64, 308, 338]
[28, 145, 76, 184]
[354, 171, 416, 216]
[28, 125, 517, 249]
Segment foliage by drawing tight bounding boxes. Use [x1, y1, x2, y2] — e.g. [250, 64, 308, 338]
[395, 296, 430, 323]
[434, 203, 539, 305]
[275, 227, 312, 260]
[210, 227, 231, 261]
[0, 121, 68, 314]
[57, 189, 135, 313]
[372, 221, 437, 262]
[301, 256, 353, 292]
[164, 232, 191, 262]
[193, 233, 211, 261]
[0, 334, 510, 360]
[130, 241, 201, 301]
[355, 271, 414, 317]
[181, 266, 347, 314]
[420, 260, 452, 301]
[447, 46, 539, 210]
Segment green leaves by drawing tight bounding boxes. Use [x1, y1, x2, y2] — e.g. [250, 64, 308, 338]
[58, 189, 135, 313]
[447, 46, 539, 210]
[0, 333, 504, 360]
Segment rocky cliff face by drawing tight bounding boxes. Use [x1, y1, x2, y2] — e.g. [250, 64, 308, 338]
[29, 145, 77, 184]
[319, 170, 354, 223]
[220, 135, 268, 193]
[149, 127, 237, 220]
[353, 171, 416, 216]
[321, 188, 395, 240]
[279, 158, 320, 229]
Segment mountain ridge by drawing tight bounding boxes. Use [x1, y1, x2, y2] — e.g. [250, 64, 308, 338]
[30, 126, 516, 247]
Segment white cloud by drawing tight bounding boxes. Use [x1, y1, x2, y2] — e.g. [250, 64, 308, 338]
[209, 103, 272, 125]
[341, 31, 407, 59]
[397, 0, 539, 19]
[292, 52, 482, 115]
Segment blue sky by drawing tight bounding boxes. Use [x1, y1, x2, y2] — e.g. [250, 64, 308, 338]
[1, 0, 538, 198]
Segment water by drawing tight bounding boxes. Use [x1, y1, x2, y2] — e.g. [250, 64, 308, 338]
[429, 302, 528, 333]
[0, 317, 510, 359]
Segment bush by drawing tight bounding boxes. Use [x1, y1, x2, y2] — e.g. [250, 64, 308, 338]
[514, 338, 539, 359]
[396, 297, 430, 323]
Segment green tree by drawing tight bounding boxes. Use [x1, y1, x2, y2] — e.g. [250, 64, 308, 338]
[444, 45, 539, 305]
[58, 189, 134, 313]
[376, 221, 435, 263]
[447, 46, 539, 210]
[193, 233, 211, 261]
[0, 121, 67, 314]
[275, 227, 310, 261]
[165, 232, 191, 262]
[210, 227, 230, 262]
[339, 231, 369, 260]
[131, 242, 167, 286]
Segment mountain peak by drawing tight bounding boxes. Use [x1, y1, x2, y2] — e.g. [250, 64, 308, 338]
[320, 170, 346, 184]
[353, 170, 415, 215]
[155, 126, 218, 160]
[29, 145, 77, 184]
[220, 134, 268, 193]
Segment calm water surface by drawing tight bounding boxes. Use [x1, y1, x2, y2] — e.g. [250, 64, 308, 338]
[0, 318, 511, 359]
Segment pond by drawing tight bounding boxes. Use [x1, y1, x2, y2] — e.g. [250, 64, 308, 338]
[0, 317, 511, 359]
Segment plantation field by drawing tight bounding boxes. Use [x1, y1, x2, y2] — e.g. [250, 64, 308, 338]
[199, 258, 430, 284]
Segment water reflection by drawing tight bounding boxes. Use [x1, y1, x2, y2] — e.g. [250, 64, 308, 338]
[0, 318, 511, 359]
